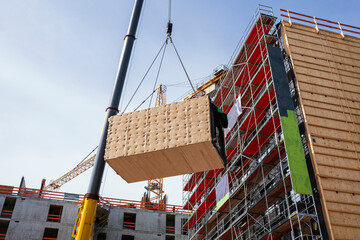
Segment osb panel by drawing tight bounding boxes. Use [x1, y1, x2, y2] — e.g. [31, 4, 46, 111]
[282, 20, 360, 240]
[104, 96, 224, 183]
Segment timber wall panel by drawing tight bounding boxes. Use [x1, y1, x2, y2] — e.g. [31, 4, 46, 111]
[291, 56, 360, 79]
[284, 33, 360, 55]
[305, 115, 360, 133]
[282, 20, 360, 240]
[296, 78, 360, 101]
[307, 125, 359, 143]
[323, 190, 360, 206]
[301, 92, 360, 111]
[326, 202, 360, 215]
[295, 72, 360, 93]
[315, 154, 359, 170]
[328, 211, 360, 228]
[301, 98, 360, 116]
[313, 145, 358, 160]
[332, 226, 360, 240]
[304, 105, 360, 123]
[286, 44, 360, 66]
[321, 178, 360, 195]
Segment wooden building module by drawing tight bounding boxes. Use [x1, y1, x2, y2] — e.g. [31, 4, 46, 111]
[104, 96, 225, 183]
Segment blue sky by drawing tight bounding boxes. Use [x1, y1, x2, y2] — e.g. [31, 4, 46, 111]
[1, 0, 359, 205]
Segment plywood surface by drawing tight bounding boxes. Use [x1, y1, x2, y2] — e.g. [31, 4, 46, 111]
[282, 20, 360, 240]
[104, 96, 224, 183]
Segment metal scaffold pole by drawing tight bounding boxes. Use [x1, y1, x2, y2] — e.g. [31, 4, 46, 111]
[73, 0, 144, 239]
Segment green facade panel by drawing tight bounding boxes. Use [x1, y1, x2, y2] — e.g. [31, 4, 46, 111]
[267, 45, 312, 195]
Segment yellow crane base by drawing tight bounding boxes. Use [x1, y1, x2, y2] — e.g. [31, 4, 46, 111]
[72, 197, 98, 240]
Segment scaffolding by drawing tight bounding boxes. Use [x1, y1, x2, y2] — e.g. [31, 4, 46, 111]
[182, 5, 323, 240]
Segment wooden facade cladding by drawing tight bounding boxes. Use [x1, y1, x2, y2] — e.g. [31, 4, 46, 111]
[281, 20, 360, 240]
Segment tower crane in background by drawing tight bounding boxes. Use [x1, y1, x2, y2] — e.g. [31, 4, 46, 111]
[46, 155, 96, 191]
[141, 84, 167, 209]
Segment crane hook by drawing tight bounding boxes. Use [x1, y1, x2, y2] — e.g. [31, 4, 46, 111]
[167, 21, 173, 36]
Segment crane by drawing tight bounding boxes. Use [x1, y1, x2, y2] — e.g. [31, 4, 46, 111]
[69, 0, 228, 238]
[141, 84, 167, 210]
[45, 155, 95, 191]
[72, 1, 144, 239]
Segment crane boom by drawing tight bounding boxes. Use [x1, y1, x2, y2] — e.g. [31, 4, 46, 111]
[45, 155, 96, 191]
[73, 1, 144, 238]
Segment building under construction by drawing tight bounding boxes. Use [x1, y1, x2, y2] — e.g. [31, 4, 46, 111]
[182, 5, 360, 240]
[0, 185, 189, 239]
[1, 4, 360, 240]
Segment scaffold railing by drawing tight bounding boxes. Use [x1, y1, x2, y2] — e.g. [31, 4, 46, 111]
[0, 185, 192, 214]
[280, 9, 360, 37]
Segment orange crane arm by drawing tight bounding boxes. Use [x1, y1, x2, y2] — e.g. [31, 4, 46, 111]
[184, 70, 227, 101]
[45, 155, 95, 191]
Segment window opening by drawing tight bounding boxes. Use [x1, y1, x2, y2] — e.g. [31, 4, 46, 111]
[0, 220, 10, 240]
[1, 197, 16, 218]
[43, 228, 58, 240]
[97, 232, 106, 240]
[166, 214, 175, 234]
[123, 212, 136, 230]
[165, 235, 175, 240]
[47, 205, 63, 223]
[122, 235, 134, 240]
